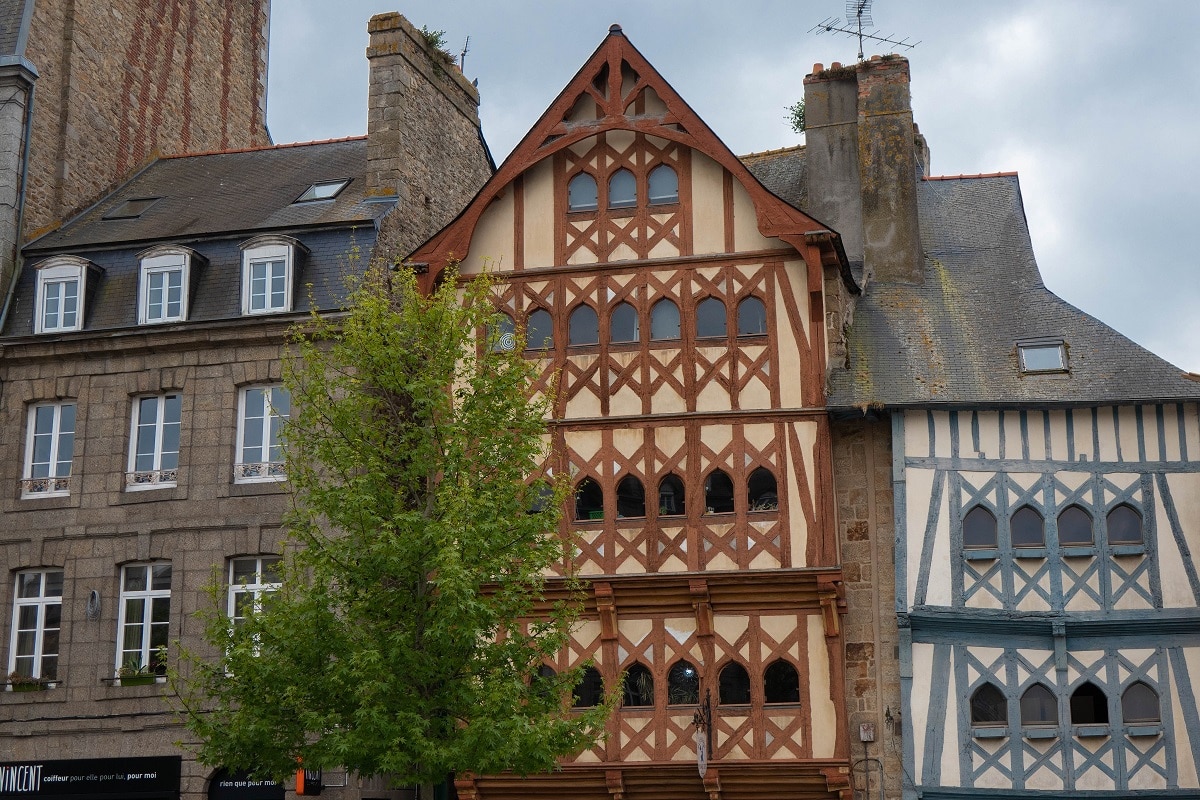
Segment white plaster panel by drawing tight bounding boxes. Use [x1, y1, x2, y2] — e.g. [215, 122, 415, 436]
[776, 260, 809, 409]
[909, 642, 935, 783]
[713, 614, 750, 648]
[1096, 407, 1118, 463]
[739, 350, 771, 409]
[788, 421, 816, 568]
[940, 670, 961, 785]
[569, 430, 603, 464]
[977, 411, 1001, 459]
[1163, 403, 1184, 462]
[464, 185, 515, 275]
[905, 410, 930, 459]
[806, 614, 837, 758]
[732, 177, 782, 252]
[522, 159, 555, 268]
[931, 411, 953, 458]
[1163, 473, 1200, 609]
[1048, 409, 1069, 461]
[691, 152, 726, 255]
[612, 427, 643, 460]
[1119, 405, 1141, 462]
[904, 468, 936, 608]
[743, 422, 775, 451]
[653, 427, 686, 471]
[1185, 403, 1200, 460]
[1172, 648, 1200, 788]
[1026, 411, 1048, 462]
[700, 423, 733, 454]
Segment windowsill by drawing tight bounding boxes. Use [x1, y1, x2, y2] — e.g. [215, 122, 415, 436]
[763, 702, 802, 709]
[124, 481, 178, 493]
[140, 317, 186, 326]
[1074, 725, 1110, 738]
[1060, 546, 1096, 558]
[14, 490, 77, 510]
[747, 507, 780, 515]
[702, 511, 736, 518]
[2, 683, 65, 703]
[963, 548, 1000, 560]
[243, 308, 292, 317]
[972, 726, 1009, 739]
[1127, 724, 1163, 737]
[1013, 547, 1048, 559]
[1110, 544, 1146, 556]
[98, 676, 167, 698]
[1022, 727, 1058, 739]
[736, 333, 768, 342]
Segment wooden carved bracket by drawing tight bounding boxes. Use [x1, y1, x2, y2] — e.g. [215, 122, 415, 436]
[605, 768, 625, 800]
[595, 581, 618, 641]
[690, 578, 713, 638]
[821, 765, 853, 800]
[818, 577, 845, 638]
[453, 773, 478, 800]
[703, 766, 722, 800]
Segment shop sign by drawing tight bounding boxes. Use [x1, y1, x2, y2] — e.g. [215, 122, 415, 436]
[0, 757, 181, 798]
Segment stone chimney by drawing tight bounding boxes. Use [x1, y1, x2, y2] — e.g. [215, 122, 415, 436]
[804, 55, 924, 284]
[366, 12, 493, 255]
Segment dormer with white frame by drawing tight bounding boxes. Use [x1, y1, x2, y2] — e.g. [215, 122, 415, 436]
[32, 256, 103, 335]
[136, 245, 206, 326]
[239, 235, 309, 316]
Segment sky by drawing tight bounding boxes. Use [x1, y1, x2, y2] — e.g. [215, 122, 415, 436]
[265, 1, 1200, 374]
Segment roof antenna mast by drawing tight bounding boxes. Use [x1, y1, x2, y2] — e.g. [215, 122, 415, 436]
[810, 0, 919, 61]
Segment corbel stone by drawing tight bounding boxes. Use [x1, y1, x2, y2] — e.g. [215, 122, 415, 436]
[605, 768, 624, 800]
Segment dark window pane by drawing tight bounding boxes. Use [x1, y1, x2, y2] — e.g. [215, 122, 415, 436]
[490, 313, 516, 352]
[971, 683, 1007, 725]
[608, 169, 636, 209]
[568, 173, 598, 212]
[1058, 505, 1093, 546]
[657, 474, 685, 517]
[748, 467, 778, 511]
[1122, 682, 1160, 723]
[963, 506, 997, 549]
[695, 297, 726, 339]
[1020, 684, 1058, 725]
[1070, 682, 1109, 725]
[667, 660, 699, 705]
[568, 305, 599, 346]
[623, 663, 654, 707]
[647, 164, 678, 205]
[1011, 506, 1045, 548]
[704, 469, 734, 514]
[610, 302, 638, 343]
[575, 477, 603, 521]
[764, 660, 799, 703]
[1106, 504, 1142, 544]
[718, 662, 751, 705]
[650, 299, 680, 341]
[616, 475, 645, 518]
[737, 297, 767, 336]
[573, 666, 604, 708]
[525, 309, 554, 350]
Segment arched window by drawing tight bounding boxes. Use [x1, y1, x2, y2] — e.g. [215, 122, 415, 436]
[737, 297, 768, 336]
[1107, 504, 1143, 545]
[608, 169, 637, 209]
[963, 506, 998, 549]
[696, 297, 727, 339]
[568, 172, 598, 212]
[650, 299, 680, 341]
[623, 662, 654, 707]
[1122, 682, 1160, 724]
[1011, 505, 1045, 548]
[1020, 683, 1058, 726]
[718, 662, 751, 705]
[657, 474, 685, 517]
[970, 683, 1008, 726]
[610, 302, 639, 344]
[667, 660, 699, 705]
[704, 469, 734, 514]
[763, 660, 800, 704]
[569, 305, 599, 347]
[490, 313, 516, 352]
[616, 475, 646, 519]
[572, 665, 604, 708]
[1070, 682, 1109, 725]
[526, 480, 554, 515]
[647, 164, 678, 205]
[525, 308, 554, 350]
[575, 477, 603, 521]
[1058, 505, 1093, 546]
[747, 467, 778, 511]
[531, 664, 557, 699]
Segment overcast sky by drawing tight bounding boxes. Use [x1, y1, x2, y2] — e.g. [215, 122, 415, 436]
[265, 1, 1200, 374]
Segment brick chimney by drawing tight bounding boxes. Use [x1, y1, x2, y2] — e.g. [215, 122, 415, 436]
[804, 55, 925, 284]
[365, 12, 492, 255]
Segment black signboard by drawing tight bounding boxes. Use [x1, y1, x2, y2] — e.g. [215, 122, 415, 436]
[207, 770, 284, 800]
[0, 756, 181, 800]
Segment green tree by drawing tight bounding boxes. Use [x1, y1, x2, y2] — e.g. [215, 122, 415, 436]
[786, 99, 805, 134]
[174, 259, 610, 785]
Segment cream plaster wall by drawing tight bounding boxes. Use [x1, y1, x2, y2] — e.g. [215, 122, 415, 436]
[463, 185, 515, 274]
[807, 614, 837, 758]
[787, 421, 817, 568]
[691, 152, 726, 256]
[523, 159, 555, 268]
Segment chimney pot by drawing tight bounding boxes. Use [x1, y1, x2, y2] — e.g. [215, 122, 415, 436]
[831, 61, 842, 70]
[812, 62, 825, 73]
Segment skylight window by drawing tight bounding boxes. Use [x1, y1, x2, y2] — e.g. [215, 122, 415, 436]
[1018, 341, 1068, 373]
[102, 197, 161, 220]
[295, 179, 349, 203]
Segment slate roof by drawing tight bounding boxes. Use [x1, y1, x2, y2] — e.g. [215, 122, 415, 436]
[27, 137, 392, 253]
[741, 145, 808, 210]
[827, 174, 1200, 409]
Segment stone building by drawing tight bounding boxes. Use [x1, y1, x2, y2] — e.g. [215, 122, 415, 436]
[0, 10, 490, 800]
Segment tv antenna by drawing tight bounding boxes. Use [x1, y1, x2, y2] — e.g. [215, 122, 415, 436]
[460, 35, 471, 72]
[810, 0, 919, 61]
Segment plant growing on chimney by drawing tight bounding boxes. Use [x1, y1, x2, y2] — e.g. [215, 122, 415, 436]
[787, 99, 806, 134]
[174, 255, 613, 786]
[420, 25, 457, 67]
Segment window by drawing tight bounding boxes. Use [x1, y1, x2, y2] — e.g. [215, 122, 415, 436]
[963, 506, 998, 549]
[241, 238, 301, 316]
[718, 662, 751, 705]
[1058, 505, 1093, 546]
[737, 297, 768, 336]
[102, 196, 161, 220]
[610, 302, 639, 344]
[1018, 341, 1067, 373]
[22, 402, 75, 497]
[568, 304, 599, 346]
[747, 467, 778, 511]
[228, 556, 282, 626]
[1020, 683, 1058, 726]
[1011, 506, 1045, 548]
[525, 309, 554, 350]
[647, 165, 678, 205]
[657, 474, 685, 517]
[127, 394, 181, 488]
[138, 250, 191, 324]
[575, 477, 603, 521]
[704, 469, 734, 514]
[1070, 682, 1109, 725]
[1122, 682, 1160, 724]
[650, 299, 680, 341]
[572, 665, 604, 708]
[623, 662, 654, 707]
[9, 570, 63, 682]
[568, 173, 598, 212]
[1106, 504, 1143, 545]
[971, 683, 1007, 725]
[117, 563, 171, 677]
[667, 660, 699, 705]
[236, 386, 290, 482]
[607, 168, 636, 209]
[34, 259, 95, 334]
[295, 179, 349, 203]
[763, 660, 800, 703]
[490, 313, 516, 352]
[616, 475, 646, 518]
[696, 297, 727, 339]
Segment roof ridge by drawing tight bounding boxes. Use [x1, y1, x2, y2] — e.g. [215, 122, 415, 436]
[739, 144, 805, 160]
[161, 135, 368, 160]
[924, 171, 1017, 181]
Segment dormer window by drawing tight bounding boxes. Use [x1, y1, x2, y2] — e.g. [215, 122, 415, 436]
[33, 256, 99, 335]
[1018, 340, 1067, 373]
[240, 236, 307, 316]
[295, 179, 349, 203]
[137, 248, 200, 325]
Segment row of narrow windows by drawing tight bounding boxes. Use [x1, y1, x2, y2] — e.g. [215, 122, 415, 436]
[494, 296, 768, 352]
[971, 680, 1160, 727]
[567, 165, 679, 212]
[963, 503, 1143, 550]
[573, 467, 778, 521]
[564, 658, 800, 708]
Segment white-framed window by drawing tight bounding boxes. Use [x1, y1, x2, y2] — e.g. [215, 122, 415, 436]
[126, 394, 181, 489]
[21, 402, 76, 497]
[8, 570, 63, 683]
[235, 386, 290, 482]
[228, 556, 282, 625]
[242, 243, 293, 315]
[138, 251, 189, 324]
[116, 563, 171, 678]
[34, 262, 85, 334]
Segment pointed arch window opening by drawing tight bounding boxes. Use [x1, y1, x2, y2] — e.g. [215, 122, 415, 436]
[616, 475, 646, 519]
[575, 477, 604, 521]
[667, 660, 700, 706]
[747, 467, 778, 512]
[525, 308, 554, 351]
[1106, 503, 1143, 545]
[763, 660, 800, 704]
[962, 506, 998, 550]
[568, 304, 600, 347]
[568, 172, 599, 212]
[1121, 682, 1160, 724]
[970, 683, 1008, 726]
[695, 297, 727, 340]
[1010, 505, 1045, 549]
[1020, 683, 1058, 727]
[737, 296, 768, 337]
[718, 662, 751, 705]
[607, 168, 637, 210]
[704, 469, 735, 514]
[657, 474, 685, 517]
[650, 298, 680, 341]
[573, 665, 604, 708]
[1058, 505, 1094, 546]
[1070, 682, 1109, 726]
[623, 662, 654, 708]
[647, 164, 679, 205]
[610, 301, 639, 344]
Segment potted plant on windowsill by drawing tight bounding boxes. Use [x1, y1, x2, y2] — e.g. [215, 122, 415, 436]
[8, 671, 43, 692]
[117, 664, 159, 687]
